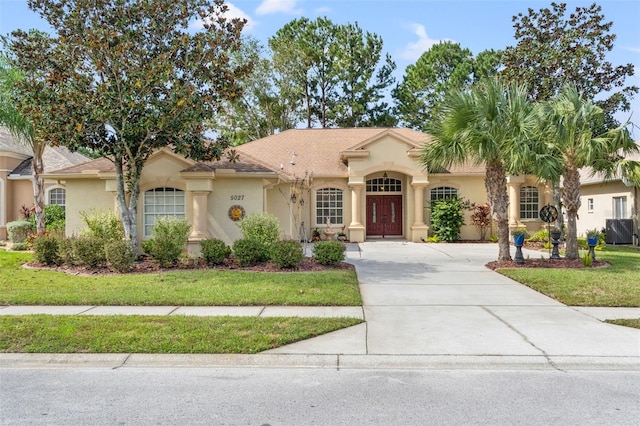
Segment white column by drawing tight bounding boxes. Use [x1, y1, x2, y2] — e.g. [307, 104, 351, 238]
[190, 191, 211, 240]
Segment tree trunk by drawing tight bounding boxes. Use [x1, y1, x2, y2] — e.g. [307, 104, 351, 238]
[31, 155, 46, 235]
[114, 158, 139, 254]
[485, 160, 511, 261]
[562, 165, 581, 259]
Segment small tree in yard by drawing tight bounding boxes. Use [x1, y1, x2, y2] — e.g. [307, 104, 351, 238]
[469, 203, 492, 241]
[8, 0, 250, 252]
[430, 197, 468, 242]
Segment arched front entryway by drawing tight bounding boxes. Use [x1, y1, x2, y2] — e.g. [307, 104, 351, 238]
[365, 175, 403, 237]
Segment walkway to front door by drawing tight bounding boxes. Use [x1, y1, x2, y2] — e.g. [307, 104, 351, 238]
[366, 195, 402, 236]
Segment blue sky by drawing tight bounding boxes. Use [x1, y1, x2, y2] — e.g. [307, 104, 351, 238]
[2, 0, 639, 128]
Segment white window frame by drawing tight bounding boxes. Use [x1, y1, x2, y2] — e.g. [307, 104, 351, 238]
[587, 198, 594, 213]
[613, 196, 627, 219]
[47, 187, 66, 206]
[315, 188, 344, 226]
[430, 186, 459, 202]
[143, 187, 186, 237]
[519, 186, 539, 220]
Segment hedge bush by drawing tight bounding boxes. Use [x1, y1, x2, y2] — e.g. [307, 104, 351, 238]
[10, 242, 29, 251]
[271, 239, 304, 269]
[80, 209, 125, 241]
[33, 234, 61, 266]
[57, 237, 77, 265]
[313, 240, 345, 266]
[237, 212, 281, 253]
[201, 239, 231, 266]
[233, 238, 269, 267]
[144, 217, 191, 267]
[7, 220, 33, 243]
[73, 235, 107, 267]
[105, 240, 136, 273]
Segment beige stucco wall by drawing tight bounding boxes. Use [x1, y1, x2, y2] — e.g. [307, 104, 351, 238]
[577, 181, 636, 237]
[65, 179, 115, 236]
[207, 177, 266, 245]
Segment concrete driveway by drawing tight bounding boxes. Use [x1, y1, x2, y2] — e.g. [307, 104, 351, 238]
[268, 241, 640, 367]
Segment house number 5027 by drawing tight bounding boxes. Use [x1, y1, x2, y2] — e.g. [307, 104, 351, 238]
[230, 195, 244, 201]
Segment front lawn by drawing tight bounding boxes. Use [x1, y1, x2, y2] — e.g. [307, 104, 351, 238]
[0, 315, 363, 353]
[0, 251, 361, 306]
[497, 246, 640, 307]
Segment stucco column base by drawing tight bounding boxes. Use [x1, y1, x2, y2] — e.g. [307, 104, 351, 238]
[410, 224, 429, 242]
[348, 225, 366, 243]
[186, 237, 208, 256]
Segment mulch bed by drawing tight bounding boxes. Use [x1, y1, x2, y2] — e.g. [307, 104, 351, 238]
[25, 256, 355, 276]
[486, 257, 608, 270]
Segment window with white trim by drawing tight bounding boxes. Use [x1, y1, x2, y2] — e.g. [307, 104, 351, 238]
[143, 187, 185, 237]
[587, 198, 594, 213]
[519, 186, 539, 220]
[613, 196, 627, 219]
[430, 186, 458, 202]
[48, 187, 66, 206]
[315, 188, 343, 225]
[366, 177, 402, 192]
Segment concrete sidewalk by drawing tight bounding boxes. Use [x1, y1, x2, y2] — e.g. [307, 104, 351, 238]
[2, 242, 639, 370]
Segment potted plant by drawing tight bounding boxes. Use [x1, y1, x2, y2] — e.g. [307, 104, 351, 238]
[586, 229, 600, 247]
[512, 228, 527, 247]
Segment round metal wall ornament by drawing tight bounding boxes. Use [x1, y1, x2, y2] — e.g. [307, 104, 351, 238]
[228, 205, 246, 221]
[539, 204, 558, 223]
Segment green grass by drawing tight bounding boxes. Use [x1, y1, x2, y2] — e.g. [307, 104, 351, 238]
[0, 315, 363, 353]
[498, 246, 640, 307]
[0, 251, 361, 306]
[606, 319, 640, 329]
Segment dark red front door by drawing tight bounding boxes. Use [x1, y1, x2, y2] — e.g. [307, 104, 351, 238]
[366, 195, 402, 236]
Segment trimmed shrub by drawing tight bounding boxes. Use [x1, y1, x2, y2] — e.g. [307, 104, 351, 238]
[10, 242, 29, 251]
[201, 239, 231, 266]
[233, 238, 269, 267]
[7, 220, 33, 244]
[73, 235, 107, 267]
[430, 197, 468, 242]
[58, 237, 77, 265]
[33, 234, 61, 266]
[313, 240, 345, 266]
[271, 239, 304, 269]
[105, 240, 136, 273]
[144, 217, 191, 267]
[80, 209, 125, 241]
[237, 212, 281, 253]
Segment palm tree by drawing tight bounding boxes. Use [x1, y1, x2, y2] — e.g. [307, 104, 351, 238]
[0, 56, 48, 234]
[420, 76, 538, 261]
[534, 85, 639, 259]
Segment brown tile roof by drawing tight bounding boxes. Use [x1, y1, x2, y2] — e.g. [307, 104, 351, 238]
[234, 127, 432, 178]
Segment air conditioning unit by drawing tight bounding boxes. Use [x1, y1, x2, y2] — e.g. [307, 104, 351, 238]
[605, 219, 634, 244]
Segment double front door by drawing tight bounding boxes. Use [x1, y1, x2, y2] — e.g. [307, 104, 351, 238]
[366, 195, 402, 236]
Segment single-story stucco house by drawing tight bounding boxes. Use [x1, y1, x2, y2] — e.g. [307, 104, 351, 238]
[0, 127, 90, 241]
[44, 127, 556, 252]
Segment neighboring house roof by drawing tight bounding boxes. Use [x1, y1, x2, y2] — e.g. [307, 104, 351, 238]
[578, 142, 640, 186]
[0, 127, 32, 156]
[1, 126, 91, 176]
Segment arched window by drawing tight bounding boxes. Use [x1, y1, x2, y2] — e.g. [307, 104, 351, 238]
[520, 186, 539, 219]
[48, 187, 66, 206]
[366, 177, 402, 192]
[143, 187, 185, 237]
[315, 188, 343, 226]
[430, 186, 459, 202]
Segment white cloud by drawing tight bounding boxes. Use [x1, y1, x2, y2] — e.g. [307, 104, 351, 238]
[256, 0, 302, 16]
[623, 46, 640, 53]
[397, 23, 453, 60]
[191, 2, 256, 33]
[314, 7, 331, 14]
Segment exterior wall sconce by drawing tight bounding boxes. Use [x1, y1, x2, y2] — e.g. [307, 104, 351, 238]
[300, 198, 305, 206]
[291, 193, 297, 204]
